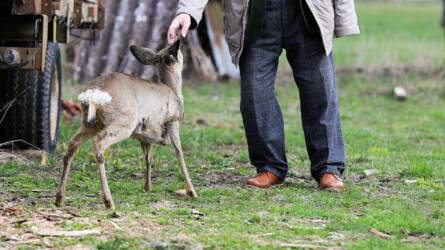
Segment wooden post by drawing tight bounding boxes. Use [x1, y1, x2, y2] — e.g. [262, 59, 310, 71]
[0, 150, 48, 166]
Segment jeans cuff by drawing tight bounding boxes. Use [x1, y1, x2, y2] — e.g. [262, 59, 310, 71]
[257, 165, 287, 182]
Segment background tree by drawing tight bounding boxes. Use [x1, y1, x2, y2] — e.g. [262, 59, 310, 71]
[71, 0, 218, 83]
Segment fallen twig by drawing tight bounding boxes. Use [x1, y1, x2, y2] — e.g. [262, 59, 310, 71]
[279, 243, 327, 249]
[10, 239, 42, 245]
[33, 228, 101, 237]
[109, 221, 120, 229]
[0, 151, 29, 163]
[1, 207, 22, 216]
[0, 140, 41, 151]
[370, 228, 392, 239]
[37, 211, 73, 221]
[67, 209, 81, 217]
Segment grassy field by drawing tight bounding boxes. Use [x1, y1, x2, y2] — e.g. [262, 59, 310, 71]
[1, 1, 445, 250]
[334, 1, 444, 68]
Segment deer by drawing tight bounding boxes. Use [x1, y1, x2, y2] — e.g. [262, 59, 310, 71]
[55, 40, 197, 210]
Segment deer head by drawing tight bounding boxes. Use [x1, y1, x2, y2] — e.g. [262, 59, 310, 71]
[130, 40, 184, 99]
[130, 40, 182, 68]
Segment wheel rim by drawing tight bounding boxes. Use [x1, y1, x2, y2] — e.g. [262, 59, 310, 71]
[49, 65, 60, 142]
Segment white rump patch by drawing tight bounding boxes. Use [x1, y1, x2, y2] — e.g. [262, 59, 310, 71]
[78, 89, 112, 105]
[78, 89, 112, 123]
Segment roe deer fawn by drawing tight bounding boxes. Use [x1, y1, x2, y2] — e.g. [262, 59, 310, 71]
[55, 40, 197, 210]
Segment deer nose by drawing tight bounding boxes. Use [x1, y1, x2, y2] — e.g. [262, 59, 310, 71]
[130, 45, 138, 54]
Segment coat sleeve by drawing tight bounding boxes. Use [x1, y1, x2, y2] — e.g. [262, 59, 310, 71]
[333, 0, 360, 37]
[176, 0, 209, 29]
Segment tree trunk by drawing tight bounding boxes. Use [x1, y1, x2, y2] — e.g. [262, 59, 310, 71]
[84, 0, 119, 80]
[103, 1, 139, 73]
[72, 0, 217, 83]
[121, 0, 156, 76]
[140, 0, 178, 80]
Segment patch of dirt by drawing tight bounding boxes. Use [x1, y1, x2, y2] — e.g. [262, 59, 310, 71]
[64, 244, 95, 250]
[0, 199, 163, 249]
[283, 175, 316, 189]
[107, 211, 162, 238]
[251, 233, 348, 249]
[216, 144, 246, 158]
[278, 217, 330, 230]
[228, 160, 253, 170]
[195, 155, 252, 188]
[401, 232, 445, 245]
[199, 171, 245, 188]
[146, 234, 203, 250]
[150, 200, 177, 210]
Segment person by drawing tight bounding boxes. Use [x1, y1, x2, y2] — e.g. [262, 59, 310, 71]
[168, 0, 359, 191]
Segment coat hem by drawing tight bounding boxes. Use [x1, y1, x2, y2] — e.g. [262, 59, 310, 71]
[334, 26, 360, 38]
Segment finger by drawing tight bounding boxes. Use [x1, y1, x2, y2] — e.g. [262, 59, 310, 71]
[168, 22, 179, 44]
[181, 19, 190, 37]
[167, 31, 174, 44]
[168, 29, 176, 44]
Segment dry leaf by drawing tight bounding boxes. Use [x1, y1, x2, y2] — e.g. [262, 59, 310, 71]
[363, 169, 378, 177]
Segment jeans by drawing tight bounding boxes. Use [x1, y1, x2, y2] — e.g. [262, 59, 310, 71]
[239, 0, 346, 182]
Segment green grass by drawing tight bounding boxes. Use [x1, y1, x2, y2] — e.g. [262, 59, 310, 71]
[1, 1, 445, 249]
[334, 1, 444, 68]
[1, 72, 444, 249]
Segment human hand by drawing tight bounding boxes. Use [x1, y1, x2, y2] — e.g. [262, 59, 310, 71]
[167, 14, 191, 44]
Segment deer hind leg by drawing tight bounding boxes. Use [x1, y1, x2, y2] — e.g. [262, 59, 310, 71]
[168, 121, 198, 198]
[141, 143, 153, 192]
[93, 125, 133, 210]
[55, 128, 95, 206]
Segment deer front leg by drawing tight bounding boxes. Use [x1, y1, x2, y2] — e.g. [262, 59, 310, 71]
[169, 121, 198, 198]
[56, 128, 94, 206]
[141, 143, 153, 192]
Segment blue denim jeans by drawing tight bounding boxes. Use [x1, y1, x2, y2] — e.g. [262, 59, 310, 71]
[239, 0, 346, 182]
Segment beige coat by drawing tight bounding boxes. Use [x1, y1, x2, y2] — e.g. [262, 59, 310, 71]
[177, 0, 360, 64]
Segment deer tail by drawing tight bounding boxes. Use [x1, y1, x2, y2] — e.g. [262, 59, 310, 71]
[78, 89, 112, 123]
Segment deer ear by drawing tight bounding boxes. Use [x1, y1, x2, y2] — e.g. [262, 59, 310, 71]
[130, 45, 157, 65]
[167, 39, 181, 59]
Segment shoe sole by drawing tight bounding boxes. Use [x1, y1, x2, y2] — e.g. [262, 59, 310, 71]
[244, 182, 283, 189]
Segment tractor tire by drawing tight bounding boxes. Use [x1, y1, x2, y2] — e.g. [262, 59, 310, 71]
[0, 43, 62, 154]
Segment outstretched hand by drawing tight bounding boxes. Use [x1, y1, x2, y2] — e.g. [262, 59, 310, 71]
[168, 14, 191, 44]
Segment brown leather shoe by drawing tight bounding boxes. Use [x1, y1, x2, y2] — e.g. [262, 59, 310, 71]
[319, 173, 345, 191]
[245, 172, 283, 189]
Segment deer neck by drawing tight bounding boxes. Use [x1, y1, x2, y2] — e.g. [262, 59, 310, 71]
[159, 66, 183, 104]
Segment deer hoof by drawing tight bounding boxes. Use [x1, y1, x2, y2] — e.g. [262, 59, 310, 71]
[55, 192, 65, 207]
[144, 184, 152, 192]
[175, 189, 196, 198]
[187, 189, 198, 198]
[103, 199, 115, 210]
